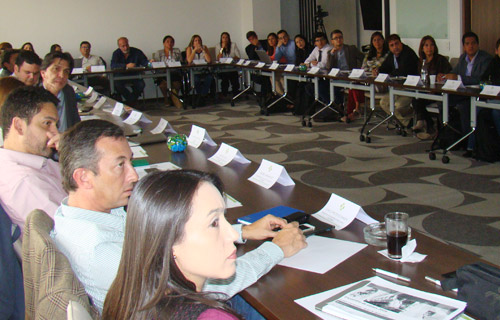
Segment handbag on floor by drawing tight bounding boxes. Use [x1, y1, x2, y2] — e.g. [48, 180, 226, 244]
[441, 262, 500, 320]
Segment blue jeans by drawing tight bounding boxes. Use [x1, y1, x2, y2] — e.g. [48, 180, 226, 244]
[228, 294, 265, 320]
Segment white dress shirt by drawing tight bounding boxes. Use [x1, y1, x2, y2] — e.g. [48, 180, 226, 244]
[304, 44, 333, 69]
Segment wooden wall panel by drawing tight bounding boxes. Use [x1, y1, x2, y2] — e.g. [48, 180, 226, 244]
[471, 0, 500, 55]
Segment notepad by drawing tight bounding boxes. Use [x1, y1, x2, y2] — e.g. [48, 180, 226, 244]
[237, 206, 303, 225]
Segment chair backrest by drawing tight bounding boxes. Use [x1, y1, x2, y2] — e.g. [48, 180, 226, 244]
[449, 57, 459, 69]
[22, 209, 99, 320]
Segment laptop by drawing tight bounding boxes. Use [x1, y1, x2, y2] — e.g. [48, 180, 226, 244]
[73, 58, 83, 68]
[255, 50, 273, 64]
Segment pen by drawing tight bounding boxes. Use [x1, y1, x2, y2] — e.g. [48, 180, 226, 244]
[372, 268, 410, 282]
[425, 276, 458, 292]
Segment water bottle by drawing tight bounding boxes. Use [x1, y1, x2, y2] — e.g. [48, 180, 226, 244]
[420, 59, 428, 85]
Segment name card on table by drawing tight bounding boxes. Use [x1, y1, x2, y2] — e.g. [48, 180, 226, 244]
[285, 64, 295, 72]
[308, 67, 320, 74]
[112, 102, 124, 116]
[248, 159, 295, 189]
[255, 62, 265, 68]
[93, 96, 107, 109]
[312, 193, 377, 230]
[404, 75, 423, 87]
[208, 143, 250, 166]
[87, 91, 99, 103]
[269, 62, 279, 70]
[442, 80, 465, 91]
[349, 69, 367, 79]
[193, 59, 207, 65]
[374, 73, 389, 82]
[123, 110, 143, 125]
[236, 59, 245, 65]
[480, 85, 500, 96]
[328, 68, 340, 77]
[130, 146, 148, 158]
[84, 86, 94, 96]
[187, 124, 217, 148]
[150, 118, 176, 135]
[151, 61, 166, 68]
[91, 65, 106, 72]
[243, 60, 252, 66]
[167, 61, 182, 67]
[72, 68, 84, 75]
[220, 57, 233, 64]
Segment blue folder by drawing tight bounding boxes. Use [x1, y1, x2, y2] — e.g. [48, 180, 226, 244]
[237, 206, 303, 225]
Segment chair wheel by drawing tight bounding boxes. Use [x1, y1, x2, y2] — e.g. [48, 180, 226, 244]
[442, 155, 450, 164]
[301, 119, 306, 127]
[230, 101, 235, 107]
[429, 152, 436, 160]
[359, 135, 365, 142]
[366, 136, 371, 143]
[307, 121, 312, 128]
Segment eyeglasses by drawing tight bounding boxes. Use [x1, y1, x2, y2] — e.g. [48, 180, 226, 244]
[331, 36, 343, 41]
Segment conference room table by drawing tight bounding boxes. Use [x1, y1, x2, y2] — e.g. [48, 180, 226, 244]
[70, 79, 494, 319]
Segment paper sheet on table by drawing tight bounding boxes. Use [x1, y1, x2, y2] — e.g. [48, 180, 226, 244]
[112, 102, 124, 116]
[375, 73, 389, 82]
[131, 146, 148, 158]
[151, 61, 166, 68]
[224, 193, 242, 209]
[295, 278, 373, 320]
[123, 110, 143, 125]
[378, 239, 427, 263]
[308, 67, 320, 74]
[248, 159, 295, 189]
[84, 86, 94, 96]
[80, 115, 101, 121]
[135, 161, 180, 179]
[93, 96, 106, 109]
[91, 65, 105, 72]
[312, 193, 377, 230]
[72, 68, 84, 75]
[150, 118, 176, 135]
[208, 143, 250, 166]
[87, 91, 98, 103]
[187, 125, 217, 148]
[278, 236, 367, 274]
[167, 61, 181, 67]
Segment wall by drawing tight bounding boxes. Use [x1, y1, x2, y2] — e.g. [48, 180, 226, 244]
[280, 0, 300, 39]
[317, 0, 358, 47]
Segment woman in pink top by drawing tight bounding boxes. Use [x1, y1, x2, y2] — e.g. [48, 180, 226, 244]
[103, 170, 241, 320]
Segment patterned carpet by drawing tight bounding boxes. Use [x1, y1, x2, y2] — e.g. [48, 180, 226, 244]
[144, 97, 500, 266]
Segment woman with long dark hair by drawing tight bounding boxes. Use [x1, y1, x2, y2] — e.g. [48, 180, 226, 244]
[103, 170, 241, 319]
[215, 32, 241, 97]
[266, 32, 278, 60]
[186, 34, 213, 106]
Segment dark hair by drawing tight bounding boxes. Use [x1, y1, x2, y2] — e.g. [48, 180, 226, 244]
[21, 42, 34, 52]
[267, 32, 278, 56]
[277, 29, 288, 37]
[1, 49, 20, 67]
[49, 44, 62, 54]
[80, 41, 91, 48]
[246, 31, 257, 40]
[15, 50, 41, 67]
[1, 86, 58, 138]
[188, 34, 202, 49]
[314, 32, 327, 42]
[387, 34, 402, 44]
[41, 51, 74, 72]
[367, 31, 388, 60]
[219, 32, 232, 56]
[102, 170, 241, 320]
[330, 29, 343, 38]
[462, 31, 479, 45]
[0, 77, 24, 107]
[59, 119, 124, 192]
[162, 35, 174, 44]
[0, 42, 12, 52]
[418, 35, 439, 61]
[496, 38, 500, 50]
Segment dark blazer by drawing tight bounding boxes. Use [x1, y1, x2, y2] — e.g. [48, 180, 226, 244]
[295, 44, 313, 66]
[59, 84, 81, 132]
[482, 55, 500, 86]
[326, 44, 365, 70]
[452, 50, 492, 85]
[245, 40, 268, 60]
[418, 54, 452, 75]
[379, 44, 419, 77]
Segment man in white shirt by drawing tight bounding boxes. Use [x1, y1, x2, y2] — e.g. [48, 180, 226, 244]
[79, 41, 110, 95]
[52, 119, 306, 314]
[304, 32, 332, 69]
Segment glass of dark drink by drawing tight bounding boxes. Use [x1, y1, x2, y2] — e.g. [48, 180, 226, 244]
[385, 212, 409, 259]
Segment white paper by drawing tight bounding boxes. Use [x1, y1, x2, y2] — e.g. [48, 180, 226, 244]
[375, 73, 389, 82]
[285, 64, 295, 72]
[111, 102, 124, 116]
[150, 118, 172, 134]
[312, 193, 377, 230]
[131, 146, 148, 158]
[123, 110, 143, 125]
[87, 91, 98, 103]
[72, 85, 78, 92]
[93, 97, 107, 109]
[248, 159, 295, 189]
[128, 141, 140, 147]
[72, 68, 84, 75]
[187, 125, 217, 148]
[349, 69, 366, 79]
[329, 68, 340, 77]
[193, 59, 207, 65]
[236, 59, 245, 65]
[91, 65, 105, 72]
[255, 62, 265, 68]
[84, 86, 94, 96]
[269, 62, 279, 70]
[442, 80, 465, 91]
[80, 115, 100, 121]
[378, 239, 427, 263]
[220, 57, 233, 64]
[308, 67, 320, 74]
[151, 61, 166, 68]
[480, 85, 500, 96]
[243, 60, 252, 66]
[208, 143, 250, 166]
[404, 75, 423, 87]
[167, 61, 182, 67]
[135, 161, 181, 179]
[279, 236, 367, 274]
[224, 193, 242, 209]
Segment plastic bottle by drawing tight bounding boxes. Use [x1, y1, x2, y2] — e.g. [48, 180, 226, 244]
[420, 59, 428, 85]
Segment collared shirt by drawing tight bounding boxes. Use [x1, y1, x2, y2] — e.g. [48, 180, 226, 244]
[337, 47, 349, 70]
[465, 51, 479, 77]
[80, 55, 105, 69]
[274, 41, 296, 64]
[0, 148, 67, 233]
[51, 201, 284, 313]
[304, 44, 333, 69]
[110, 47, 148, 70]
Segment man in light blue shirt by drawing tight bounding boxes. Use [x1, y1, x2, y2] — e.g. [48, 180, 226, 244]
[274, 30, 296, 64]
[51, 119, 306, 314]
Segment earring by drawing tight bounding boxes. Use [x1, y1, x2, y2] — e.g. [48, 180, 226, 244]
[173, 254, 177, 259]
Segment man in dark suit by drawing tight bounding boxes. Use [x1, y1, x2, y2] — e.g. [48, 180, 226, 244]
[378, 34, 419, 127]
[245, 31, 268, 60]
